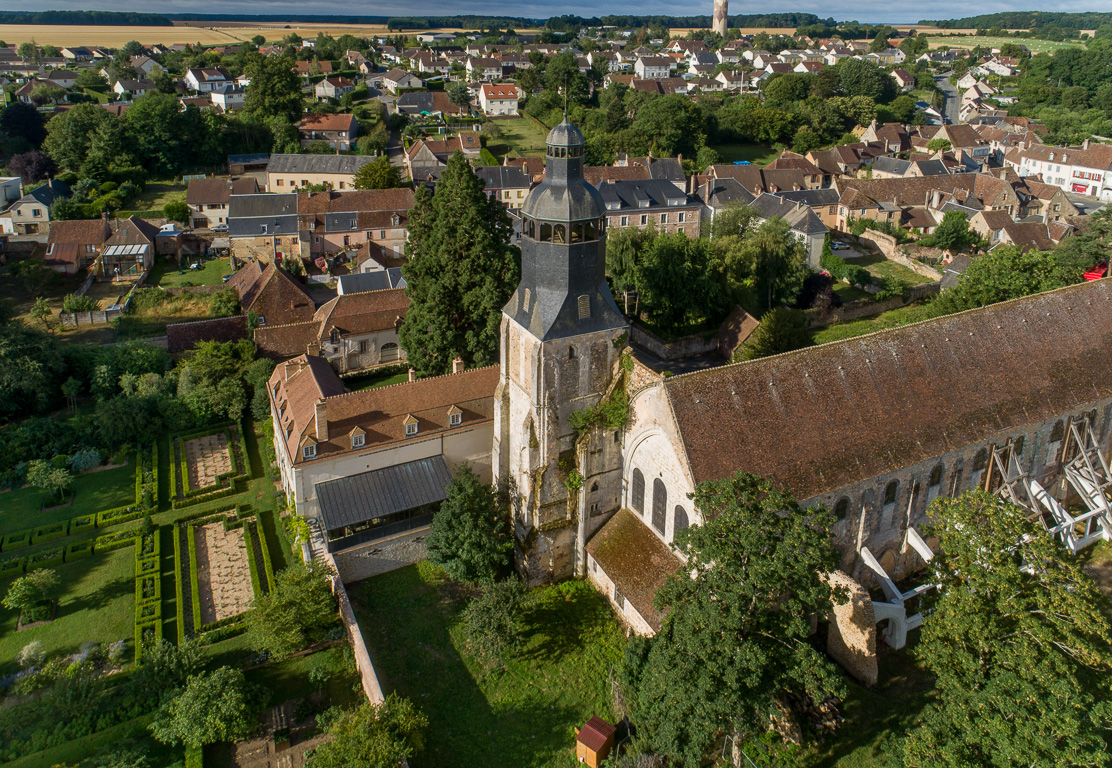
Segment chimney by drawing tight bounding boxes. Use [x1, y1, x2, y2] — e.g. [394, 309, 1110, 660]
[314, 399, 328, 441]
[1083, 138, 1090, 150]
[452, 357, 465, 374]
[408, 367, 416, 382]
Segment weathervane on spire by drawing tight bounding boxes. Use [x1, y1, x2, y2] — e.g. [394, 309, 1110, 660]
[563, 73, 568, 119]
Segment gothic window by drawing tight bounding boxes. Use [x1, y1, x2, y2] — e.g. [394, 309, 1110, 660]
[834, 497, 849, 521]
[674, 505, 688, 534]
[882, 480, 898, 518]
[928, 465, 943, 502]
[568, 345, 575, 359]
[631, 469, 644, 514]
[554, 224, 566, 243]
[578, 295, 590, 319]
[1013, 435, 1025, 455]
[651, 479, 666, 534]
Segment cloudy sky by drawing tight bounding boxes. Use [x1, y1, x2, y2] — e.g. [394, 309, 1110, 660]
[3, 0, 1112, 25]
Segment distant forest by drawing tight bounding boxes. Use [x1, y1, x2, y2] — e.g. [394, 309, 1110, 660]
[921, 11, 1112, 30]
[0, 10, 171, 26]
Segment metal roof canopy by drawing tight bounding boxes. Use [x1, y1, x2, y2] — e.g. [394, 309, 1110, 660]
[315, 455, 453, 532]
[103, 243, 149, 257]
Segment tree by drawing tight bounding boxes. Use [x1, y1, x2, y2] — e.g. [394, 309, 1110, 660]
[735, 307, 813, 361]
[461, 578, 526, 665]
[132, 638, 203, 704]
[837, 57, 896, 101]
[356, 122, 389, 155]
[3, 568, 60, 614]
[17, 42, 35, 62]
[42, 102, 114, 171]
[208, 288, 240, 318]
[733, 217, 810, 313]
[905, 491, 1112, 768]
[26, 459, 72, 499]
[620, 472, 844, 766]
[149, 667, 255, 748]
[163, 200, 190, 223]
[447, 81, 472, 109]
[30, 297, 54, 333]
[244, 53, 304, 122]
[10, 259, 58, 297]
[7, 150, 54, 183]
[0, 314, 64, 418]
[306, 695, 427, 768]
[1, 102, 47, 147]
[426, 464, 511, 583]
[922, 210, 979, 252]
[353, 156, 401, 189]
[75, 69, 108, 88]
[399, 152, 518, 374]
[926, 137, 952, 153]
[246, 561, 336, 660]
[932, 245, 1073, 315]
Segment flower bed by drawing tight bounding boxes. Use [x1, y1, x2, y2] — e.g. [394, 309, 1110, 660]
[95, 527, 141, 553]
[28, 547, 64, 570]
[70, 514, 95, 534]
[169, 422, 252, 509]
[0, 554, 25, 578]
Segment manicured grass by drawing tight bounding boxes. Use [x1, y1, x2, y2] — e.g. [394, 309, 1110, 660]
[148, 257, 233, 288]
[0, 461, 134, 537]
[832, 282, 871, 303]
[352, 563, 626, 768]
[244, 644, 361, 708]
[488, 115, 551, 158]
[710, 143, 781, 167]
[925, 35, 1082, 54]
[0, 545, 135, 673]
[851, 253, 935, 287]
[3, 713, 183, 768]
[344, 369, 411, 391]
[814, 303, 938, 345]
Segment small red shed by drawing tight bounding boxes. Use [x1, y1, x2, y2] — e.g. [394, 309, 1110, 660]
[575, 716, 616, 767]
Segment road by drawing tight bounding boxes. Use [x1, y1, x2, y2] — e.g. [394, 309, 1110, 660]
[934, 74, 959, 125]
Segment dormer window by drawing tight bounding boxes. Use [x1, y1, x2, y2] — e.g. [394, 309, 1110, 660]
[352, 433, 365, 448]
[261, 224, 268, 233]
[448, 405, 462, 427]
[302, 444, 316, 459]
[404, 414, 418, 437]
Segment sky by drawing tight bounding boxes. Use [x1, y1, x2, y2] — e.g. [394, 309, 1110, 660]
[5, 0, 1112, 25]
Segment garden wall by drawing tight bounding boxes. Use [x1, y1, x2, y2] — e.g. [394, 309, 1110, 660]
[322, 549, 385, 706]
[808, 282, 941, 327]
[629, 324, 718, 361]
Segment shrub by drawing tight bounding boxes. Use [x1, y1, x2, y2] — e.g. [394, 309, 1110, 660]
[136, 573, 160, 604]
[62, 294, 99, 314]
[28, 548, 64, 570]
[96, 505, 146, 527]
[65, 540, 93, 562]
[3, 529, 32, 550]
[0, 555, 26, 577]
[70, 515, 95, 533]
[95, 527, 140, 552]
[32, 522, 68, 544]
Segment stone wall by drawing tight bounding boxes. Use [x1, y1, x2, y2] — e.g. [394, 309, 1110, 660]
[824, 571, 878, 686]
[857, 229, 899, 258]
[807, 281, 940, 327]
[330, 526, 429, 583]
[629, 324, 719, 361]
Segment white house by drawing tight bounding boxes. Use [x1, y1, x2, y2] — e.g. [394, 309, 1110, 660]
[634, 56, 672, 80]
[184, 67, 231, 92]
[210, 83, 247, 112]
[478, 83, 521, 116]
[466, 57, 502, 81]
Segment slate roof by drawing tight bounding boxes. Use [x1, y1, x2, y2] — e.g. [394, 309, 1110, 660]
[315, 455, 453, 530]
[597, 179, 691, 211]
[475, 165, 531, 191]
[586, 509, 682, 632]
[23, 179, 70, 207]
[336, 269, 406, 294]
[186, 177, 258, 206]
[748, 193, 828, 236]
[709, 165, 806, 194]
[228, 193, 300, 237]
[663, 279, 1112, 500]
[774, 188, 841, 207]
[266, 154, 376, 175]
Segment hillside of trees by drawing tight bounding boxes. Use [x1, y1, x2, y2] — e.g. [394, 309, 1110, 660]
[922, 11, 1112, 30]
[0, 11, 171, 26]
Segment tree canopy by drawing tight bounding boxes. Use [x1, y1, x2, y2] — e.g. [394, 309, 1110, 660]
[931, 245, 1078, 315]
[306, 695, 427, 768]
[246, 561, 337, 660]
[149, 667, 256, 748]
[736, 307, 814, 361]
[426, 464, 512, 583]
[905, 491, 1112, 768]
[399, 152, 519, 374]
[621, 472, 844, 766]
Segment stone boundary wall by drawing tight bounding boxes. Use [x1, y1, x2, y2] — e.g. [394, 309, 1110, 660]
[857, 229, 899, 258]
[331, 569, 386, 705]
[630, 324, 719, 361]
[808, 281, 941, 327]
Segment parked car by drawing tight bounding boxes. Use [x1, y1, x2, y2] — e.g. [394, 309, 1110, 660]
[831, 242, 850, 250]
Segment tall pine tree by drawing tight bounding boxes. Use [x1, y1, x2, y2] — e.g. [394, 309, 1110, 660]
[400, 152, 518, 375]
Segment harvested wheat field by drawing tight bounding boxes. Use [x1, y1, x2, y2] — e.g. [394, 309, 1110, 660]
[195, 522, 254, 625]
[0, 24, 245, 46]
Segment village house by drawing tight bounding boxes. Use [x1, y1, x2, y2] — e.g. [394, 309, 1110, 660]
[466, 57, 502, 81]
[394, 90, 469, 119]
[294, 60, 333, 78]
[209, 83, 246, 112]
[227, 260, 316, 327]
[297, 188, 414, 260]
[268, 356, 498, 546]
[186, 177, 259, 229]
[634, 56, 672, 80]
[254, 288, 409, 370]
[1011, 140, 1112, 200]
[227, 193, 301, 263]
[266, 154, 376, 192]
[478, 83, 521, 116]
[380, 68, 423, 94]
[8, 179, 69, 235]
[405, 133, 482, 179]
[315, 76, 355, 101]
[297, 113, 359, 151]
[475, 165, 533, 209]
[112, 78, 154, 98]
[184, 67, 231, 92]
[597, 179, 701, 236]
[97, 215, 159, 277]
[45, 218, 110, 274]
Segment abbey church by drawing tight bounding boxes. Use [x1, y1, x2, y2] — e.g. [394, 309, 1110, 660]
[270, 118, 1112, 636]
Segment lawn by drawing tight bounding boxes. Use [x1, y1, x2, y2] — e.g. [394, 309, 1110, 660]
[832, 282, 871, 304]
[710, 143, 781, 167]
[0, 262, 84, 326]
[0, 461, 135, 537]
[924, 35, 1082, 54]
[814, 303, 938, 345]
[0, 545, 135, 673]
[487, 115, 551, 158]
[850, 253, 935, 287]
[148, 257, 232, 288]
[116, 292, 213, 340]
[343, 368, 410, 391]
[352, 563, 626, 768]
[124, 179, 187, 216]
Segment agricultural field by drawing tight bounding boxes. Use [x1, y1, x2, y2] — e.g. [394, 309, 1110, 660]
[924, 35, 1084, 53]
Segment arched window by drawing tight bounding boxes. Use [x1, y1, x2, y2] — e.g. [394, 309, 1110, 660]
[553, 224, 566, 243]
[1013, 435, 1025, 455]
[1050, 420, 1065, 442]
[651, 479, 666, 534]
[584, 220, 597, 241]
[833, 497, 849, 522]
[927, 465, 943, 502]
[525, 219, 535, 239]
[631, 469, 644, 514]
[674, 505, 689, 535]
[540, 223, 552, 241]
[882, 480, 898, 518]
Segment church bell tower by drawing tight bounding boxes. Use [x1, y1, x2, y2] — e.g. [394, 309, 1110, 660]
[493, 119, 628, 585]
